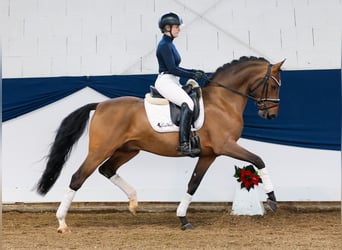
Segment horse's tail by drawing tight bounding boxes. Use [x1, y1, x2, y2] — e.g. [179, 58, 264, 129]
[36, 103, 99, 195]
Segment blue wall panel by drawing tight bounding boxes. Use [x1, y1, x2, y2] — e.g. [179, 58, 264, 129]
[3, 69, 341, 150]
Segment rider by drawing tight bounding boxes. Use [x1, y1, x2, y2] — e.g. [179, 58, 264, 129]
[154, 12, 205, 156]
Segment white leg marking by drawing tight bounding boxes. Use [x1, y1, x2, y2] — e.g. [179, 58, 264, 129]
[259, 168, 274, 193]
[110, 174, 138, 214]
[177, 193, 192, 217]
[56, 187, 76, 233]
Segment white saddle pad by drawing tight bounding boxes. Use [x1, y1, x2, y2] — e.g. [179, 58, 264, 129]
[144, 94, 205, 133]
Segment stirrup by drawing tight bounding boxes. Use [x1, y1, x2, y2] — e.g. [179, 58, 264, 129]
[177, 142, 200, 157]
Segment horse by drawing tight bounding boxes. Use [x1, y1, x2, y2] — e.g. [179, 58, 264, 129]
[36, 56, 285, 233]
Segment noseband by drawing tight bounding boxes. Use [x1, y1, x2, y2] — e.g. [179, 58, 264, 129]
[207, 63, 281, 111]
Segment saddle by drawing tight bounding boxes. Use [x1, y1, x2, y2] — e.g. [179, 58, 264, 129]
[148, 80, 202, 126]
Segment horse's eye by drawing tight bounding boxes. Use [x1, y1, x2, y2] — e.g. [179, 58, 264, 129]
[271, 85, 277, 91]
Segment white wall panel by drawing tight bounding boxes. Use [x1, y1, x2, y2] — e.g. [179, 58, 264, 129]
[83, 16, 112, 36]
[249, 28, 281, 50]
[181, 51, 208, 71]
[66, 34, 95, 56]
[66, 0, 92, 17]
[0, 0, 9, 17]
[52, 17, 83, 37]
[0, 17, 24, 38]
[24, 16, 52, 37]
[154, 1, 185, 17]
[90, 0, 119, 17]
[186, 31, 218, 53]
[1, 36, 9, 57]
[51, 55, 82, 76]
[50, 55, 68, 76]
[81, 54, 112, 76]
[2, 0, 341, 77]
[37, 0, 66, 17]
[291, 26, 314, 50]
[2, 56, 22, 76]
[125, 33, 155, 54]
[38, 36, 67, 56]
[110, 13, 133, 34]
[294, 6, 322, 28]
[280, 27, 298, 50]
[8, 36, 38, 57]
[22, 56, 51, 77]
[124, 0, 155, 13]
[96, 34, 126, 56]
[65, 55, 82, 75]
[141, 13, 160, 34]
[205, 6, 234, 31]
[141, 53, 158, 73]
[9, 0, 38, 17]
[314, 26, 341, 50]
[297, 48, 337, 70]
[112, 52, 142, 74]
[231, 45, 261, 61]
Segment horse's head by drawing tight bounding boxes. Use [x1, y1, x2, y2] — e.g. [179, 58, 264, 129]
[250, 59, 285, 120]
[205, 57, 286, 120]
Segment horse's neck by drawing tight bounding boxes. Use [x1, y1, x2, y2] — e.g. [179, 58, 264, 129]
[208, 72, 249, 103]
[203, 68, 254, 112]
[202, 83, 248, 117]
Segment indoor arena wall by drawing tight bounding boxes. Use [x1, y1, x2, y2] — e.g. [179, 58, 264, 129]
[2, 0, 341, 203]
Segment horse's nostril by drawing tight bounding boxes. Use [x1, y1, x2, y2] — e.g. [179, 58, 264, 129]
[268, 114, 277, 119]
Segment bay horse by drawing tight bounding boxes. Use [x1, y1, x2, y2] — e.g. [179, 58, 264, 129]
[36, 56, 285, 233]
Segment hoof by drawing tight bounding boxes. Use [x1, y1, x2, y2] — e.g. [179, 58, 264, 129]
[128, 200, 138, 216]
[181, 223, 194, 231]
[267, 198, 277, 212]
[57, 226, 71, 234]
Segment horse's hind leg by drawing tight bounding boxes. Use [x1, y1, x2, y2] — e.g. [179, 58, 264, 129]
[98, 149, 140, 215]
[56, 153, 108, 233]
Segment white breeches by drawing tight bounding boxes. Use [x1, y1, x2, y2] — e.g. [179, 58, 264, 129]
[155, 74, 194, 111]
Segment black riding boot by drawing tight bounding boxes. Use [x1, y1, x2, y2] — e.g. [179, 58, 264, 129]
[177, 103, 201, 156]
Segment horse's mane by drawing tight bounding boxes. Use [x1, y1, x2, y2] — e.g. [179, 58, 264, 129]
[205, 56, 269, 85]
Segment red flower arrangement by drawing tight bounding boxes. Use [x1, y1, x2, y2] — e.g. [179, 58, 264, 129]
[234, 165, 262, 191]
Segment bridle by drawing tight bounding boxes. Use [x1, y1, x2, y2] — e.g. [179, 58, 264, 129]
[206, 63, 281, 111]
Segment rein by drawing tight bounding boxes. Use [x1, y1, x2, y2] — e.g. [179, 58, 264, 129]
[206, 63, 281, 110]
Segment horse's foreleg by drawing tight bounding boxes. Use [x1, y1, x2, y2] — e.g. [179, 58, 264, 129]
[177, 156, 216, 230]
[258, 168, 276, 210]
[223, 142, 277, 211]
[98, 151, 140, 215]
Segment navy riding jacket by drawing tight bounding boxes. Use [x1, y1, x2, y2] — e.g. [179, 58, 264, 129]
[156, 35, 195, 79]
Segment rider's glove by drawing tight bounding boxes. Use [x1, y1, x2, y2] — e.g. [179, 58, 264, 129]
[193, 70, 205, 80]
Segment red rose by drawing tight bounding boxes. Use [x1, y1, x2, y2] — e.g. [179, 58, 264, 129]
[234, 165, 262, 191]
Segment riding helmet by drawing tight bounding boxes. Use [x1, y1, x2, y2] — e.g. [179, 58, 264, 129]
[158, 12, 183, 32]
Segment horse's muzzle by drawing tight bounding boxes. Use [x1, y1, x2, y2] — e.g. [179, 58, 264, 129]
[267, 113, 277, 120]
[258, 110, 278, 120]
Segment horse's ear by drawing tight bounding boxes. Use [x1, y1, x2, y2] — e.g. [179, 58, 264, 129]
[273, 59, 286, 70]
